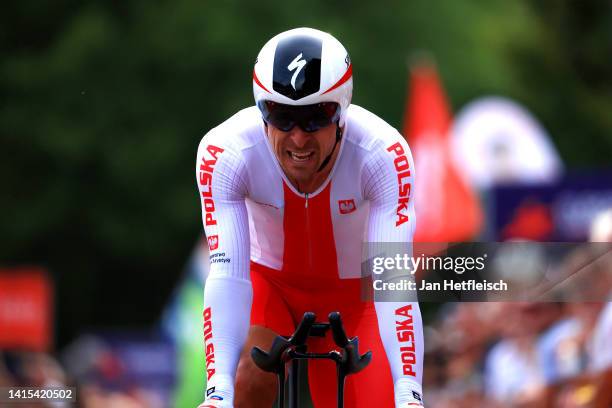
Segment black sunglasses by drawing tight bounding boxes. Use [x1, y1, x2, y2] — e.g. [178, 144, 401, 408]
[258, 101, 340, 132]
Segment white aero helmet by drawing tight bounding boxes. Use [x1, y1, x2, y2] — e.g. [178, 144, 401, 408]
[253, 27, 353, 126]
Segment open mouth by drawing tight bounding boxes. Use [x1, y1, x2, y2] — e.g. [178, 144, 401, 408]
[287, 150, 315, 163]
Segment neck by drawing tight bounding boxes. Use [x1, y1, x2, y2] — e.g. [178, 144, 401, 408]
[293, 167, 331, 194]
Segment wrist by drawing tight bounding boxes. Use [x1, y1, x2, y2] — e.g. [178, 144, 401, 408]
[394, 378, 424, 406]
[205, 374, 234, 404]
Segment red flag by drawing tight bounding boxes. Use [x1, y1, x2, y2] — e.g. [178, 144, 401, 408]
[0, 269, 53, 351]
[403, 60, 483, 242]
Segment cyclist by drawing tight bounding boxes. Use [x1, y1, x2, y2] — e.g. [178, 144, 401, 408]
[196, 27, 424, 408]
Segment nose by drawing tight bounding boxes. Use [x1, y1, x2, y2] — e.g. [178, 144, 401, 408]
[289, 127, 311, 149]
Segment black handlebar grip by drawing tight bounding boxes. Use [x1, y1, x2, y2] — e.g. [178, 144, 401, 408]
[344, 340, 372, 374]
[250, 336, 291, 372]
[328, 312, 349, 348]
[290, 312, 316, 346]
[251, 346, 275, 372]
[329, 313, 373, 375]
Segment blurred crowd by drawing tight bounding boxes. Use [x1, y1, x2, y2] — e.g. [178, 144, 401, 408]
[422, 211, 612, 408]
[423, 301, 611, 408]
[0, 351, 157, 408]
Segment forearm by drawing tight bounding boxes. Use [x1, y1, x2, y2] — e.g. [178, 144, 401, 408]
[202, 275, 252, 402]
[196, 133, 252, 404]
[375, 300, 424, 406]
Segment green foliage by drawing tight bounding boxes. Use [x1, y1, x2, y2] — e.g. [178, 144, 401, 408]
[1, 0, 610, 344]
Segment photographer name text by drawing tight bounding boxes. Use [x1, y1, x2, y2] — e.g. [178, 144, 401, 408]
[373, 278, 508, 292]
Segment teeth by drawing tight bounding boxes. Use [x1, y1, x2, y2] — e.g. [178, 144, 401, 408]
[289, 151, 312, 162]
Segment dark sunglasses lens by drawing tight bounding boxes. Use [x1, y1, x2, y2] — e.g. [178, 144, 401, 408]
[259, 101, 293, 131]
[271, 111, 295, 131]
[303, 104, 340, 132]
[259, 101, 339, 132]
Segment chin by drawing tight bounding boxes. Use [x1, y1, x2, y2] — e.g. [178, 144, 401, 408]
[289, 169, 314, 182]
[285, 165, 314, 182]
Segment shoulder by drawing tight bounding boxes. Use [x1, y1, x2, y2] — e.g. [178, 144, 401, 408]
[345, 104, 407, 152]
[197, 106, 264, 159]
[344, 104, 413, 173]
[196, 107, 264, 188]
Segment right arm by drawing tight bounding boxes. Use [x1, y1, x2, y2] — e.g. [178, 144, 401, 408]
[196, 135, 252, 406]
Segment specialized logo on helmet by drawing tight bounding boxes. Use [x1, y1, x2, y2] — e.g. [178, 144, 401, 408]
[287, 53, 307, 90]
[273, 35, 322, 100]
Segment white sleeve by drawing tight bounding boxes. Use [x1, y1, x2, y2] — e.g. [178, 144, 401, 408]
[363, 134, 424, 406]
[196, 134, 252, 404]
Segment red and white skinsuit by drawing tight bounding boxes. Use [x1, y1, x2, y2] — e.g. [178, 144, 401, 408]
[197, 104, 424, 407]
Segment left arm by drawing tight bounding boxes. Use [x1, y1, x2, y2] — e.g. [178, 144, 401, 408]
[363, 134, 424, 407]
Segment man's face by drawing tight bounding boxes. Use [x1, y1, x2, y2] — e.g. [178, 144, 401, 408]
[266, 123, 337, 184]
